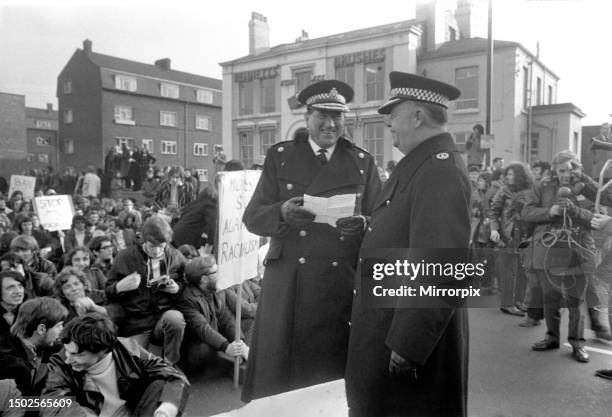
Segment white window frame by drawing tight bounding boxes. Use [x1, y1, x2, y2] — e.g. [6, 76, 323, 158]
[115, 137, 135, 149]
[197, 89, 214, 104]
[115, 75, 137, 92]
[160, 111, 177, 127]
[64, 109, 73, 124]
[195, 115, 211, 131]
[65, 138, 74, 154]
[141, 139, 154, 153]
[455, 66, 479, 112]
[114, 105, 135, 125]
[37, 153, 49, 163]
[63, 80, 72, 94]
[35, 120, 52, 129]
[161, 83, 180, 99]
[161, 140, 177, 155]
[193, 142, 209, 156]
[36, 136, 50, 146]
[195, 169, 208, 182]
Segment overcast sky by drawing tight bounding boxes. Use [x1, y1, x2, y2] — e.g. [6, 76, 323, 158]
[0, 0, 609, 125]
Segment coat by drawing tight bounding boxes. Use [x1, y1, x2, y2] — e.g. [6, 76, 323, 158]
[172, 193, 217, 248]
[345, 133, 471, 417]
[42, 337, 190, 417]
[241, 134, 381, 401]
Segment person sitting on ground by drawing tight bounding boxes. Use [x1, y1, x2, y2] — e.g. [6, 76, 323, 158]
[53, 267, 109, 324]
[176, 255, 248, 371]
[223, 279, 260, 344]
[9, 235, 55, 296]
[0, 270, 25, 337]
[118, 198, 142, 230]
[42, 312, 190, 417]
[88, 236, 115, 278]
[0, 296, 67, 396]
[177, 244, 199, 263]
[62, 215, 92, 254]
[63, 246, 106, 305]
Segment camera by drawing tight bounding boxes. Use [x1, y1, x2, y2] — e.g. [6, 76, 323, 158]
[148, 274, 170, 289]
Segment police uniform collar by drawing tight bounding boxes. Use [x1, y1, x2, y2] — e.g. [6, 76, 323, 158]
[398, 133, 457, 166]
[308, 137, 336, 159]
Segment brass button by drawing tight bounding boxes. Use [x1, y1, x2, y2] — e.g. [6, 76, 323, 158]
[368, 227, 372, 232]
[286, 183, 293, 190]
[360, 170, 364, 174]
[299, 230, 307, 237]
[386, 200, 390, 205]
[353, 289, 357, 296]
[298, 257, 306, 264]
[339, 236, 345, 241]
[358, 153, 364, 158]
[331, 261, 338, 267]
[278, 147, 284, 152]
[348, 321, 352, 326]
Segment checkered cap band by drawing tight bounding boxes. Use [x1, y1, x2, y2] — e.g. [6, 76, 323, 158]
[390, 87, 448, 107]
[306, 91, 347, 106]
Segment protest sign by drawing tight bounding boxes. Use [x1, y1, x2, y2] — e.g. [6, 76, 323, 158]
[33, 195, 75, 231]
[8, 175, 36, 200]
[216, 170, 261, 291]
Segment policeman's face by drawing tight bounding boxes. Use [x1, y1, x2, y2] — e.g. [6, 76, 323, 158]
[386, 101, 420, 155]
[305, 109, 345, 149]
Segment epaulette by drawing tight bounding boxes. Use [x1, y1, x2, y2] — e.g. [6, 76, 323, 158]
[270, 140, 296, 167]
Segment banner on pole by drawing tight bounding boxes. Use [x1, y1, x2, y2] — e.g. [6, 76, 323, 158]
[33, 195, 75, 231]
[8, 175, 36, 200]
[480, 134, 495, 149]
[216, 170, 261, 290]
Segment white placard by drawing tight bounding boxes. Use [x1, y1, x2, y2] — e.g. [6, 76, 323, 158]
[216, 170, 261, 290]
[8, 175, 36, 200]
[33, 195, 75, 231]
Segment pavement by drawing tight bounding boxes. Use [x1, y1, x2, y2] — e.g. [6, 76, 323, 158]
[183, 308, 612, 417]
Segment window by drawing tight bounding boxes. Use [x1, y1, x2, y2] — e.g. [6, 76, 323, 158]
[37, 154, 49, 163]
[35, 120, 52, 129]
[365, 63, 384, 102]
[114, 105, 135, 125]
[195, 169, 208, 182]
[141, 139, 154, 152]
[294, 69, 313, 93]
[36, 136, 50, 146]
[193, 143, 209, 156]
[115, 137, 135, 149]
[239, 131, 254, 168]
[448, 26, 457, 41]
[115, 75, 137, 92]
[196, 115, 211, 131]
[336, 66, 355, 89]
[65, 138, 74, 154]
[453, 132, 471, 145]
[520, 132, 539, 162]
[573, 132, 579, 154]
[260, 78, 276, 113]
[64, 109, 73, 124]
[548, 85, 553, 105]
[160, 111, 177, 127]
[536, 77, 542, 105]
[260, 130, 276, 156]
[161, 141, 177, 155]
[63, 80, 72, 94]
[522, 67, 529, 109]
[364, 123, 385, 167]
[455, 66, 478, 110]
[239, 82, 254, 115]
[161, 83, 179, 99]
[197, 89, 214, 104]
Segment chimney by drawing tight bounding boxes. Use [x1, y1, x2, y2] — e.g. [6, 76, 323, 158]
[83, 39, 92, 55]
[46, 103, 53, 113]
[155, 58, 171, 71]
[295, 30, 309, 43]
[455, 0, 487, 39]
[249, 12, 270, 55]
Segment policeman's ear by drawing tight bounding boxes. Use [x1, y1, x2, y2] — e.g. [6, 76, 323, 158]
[413, 109, 425, 128]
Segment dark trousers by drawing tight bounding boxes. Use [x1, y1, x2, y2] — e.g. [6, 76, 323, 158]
[133, 379, 189, 416]
[539, 271, 586, 346]
[525, 269, 544, 320]
[498, 250, 527, 307]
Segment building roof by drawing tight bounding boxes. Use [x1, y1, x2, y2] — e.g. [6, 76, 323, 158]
[532, 102, 585, 118]
[221, 19, 420, 66]
[25, 107, 57, 119]
[86, 51, 222, 90]
[420, 37, 559, 80]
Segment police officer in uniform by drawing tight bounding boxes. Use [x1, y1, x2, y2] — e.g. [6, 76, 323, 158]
[241, 80, 382, 401]
[345, 72, 471, 417]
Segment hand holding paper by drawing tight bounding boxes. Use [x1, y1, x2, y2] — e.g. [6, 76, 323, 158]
[303, 194, 357, 227]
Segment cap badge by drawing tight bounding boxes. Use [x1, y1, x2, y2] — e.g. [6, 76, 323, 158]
[329, 88, 338, 98]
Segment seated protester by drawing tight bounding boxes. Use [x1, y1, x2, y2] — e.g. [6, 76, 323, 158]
[172, 188, 217, 249]
[107, 217, 137, 252]
[118, 198, 143, 230]
[224, 279, 260, 344]
[62, 215, 92, 254]
[106, 217, 186, 366]
[13, 213, 54, 260]
[0, 230, 18, 258]
[42, 313, 190, 417]
[86, 208, 101, 229]
[53, 267, 109, 324]
[63, 246, 106, 305]
[177, 244, 198, 263]
[10, 235, 55, 296]
[0, 270, 25, 337]
[0, 297, 67, 396]
[0, 379, 25, 417]
[176, 255, 248, 370]
[91, 223, 110, 239]
[31, 214, 63, 264]
[88, 236, 115, 278]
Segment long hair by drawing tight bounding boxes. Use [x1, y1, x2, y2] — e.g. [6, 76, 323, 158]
[504, 162, 534, 192]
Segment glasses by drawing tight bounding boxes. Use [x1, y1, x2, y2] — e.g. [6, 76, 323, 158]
[100, 245, 113, 250]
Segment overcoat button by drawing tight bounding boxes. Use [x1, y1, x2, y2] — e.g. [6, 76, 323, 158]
[348, 321, 352, 326]
[278, 147, 284, 152]
[298, 257, 306, 264]
[360, 170, 364, 174]
[287, 184, 293, 190]
[386, 200, 390, 205]
[332, 261, 338, 267]
[368, 227, 372, 232]
[339, 236, 345, 241]
[358, 153, 364, 158]
[353, 289, 358, 296]
[299, 230, 307, 237]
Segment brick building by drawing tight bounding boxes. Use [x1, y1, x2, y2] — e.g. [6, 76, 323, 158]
[26, 103, 59, 168]
[57, 40, 222, 180]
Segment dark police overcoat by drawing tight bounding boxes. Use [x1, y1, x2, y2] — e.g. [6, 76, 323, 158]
[241, 132, 381, 401]
[345, 133, 471, 417]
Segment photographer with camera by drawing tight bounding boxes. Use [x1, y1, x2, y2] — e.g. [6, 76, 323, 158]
[522, 150, 596, 363]
[106, 216, 187, 366]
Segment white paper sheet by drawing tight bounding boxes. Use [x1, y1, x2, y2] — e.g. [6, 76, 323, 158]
[303, 194, 356, 227]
